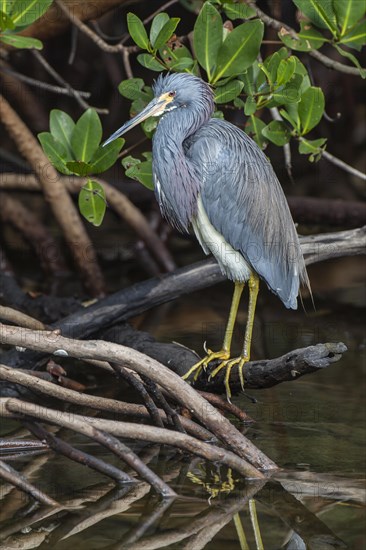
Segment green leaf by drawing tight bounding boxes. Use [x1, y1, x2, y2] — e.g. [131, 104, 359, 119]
[0, 33, 42, 49]
[233, 97, 245, 108]
[333, 0, 366, 36]
[297, 21, 327, 47]
[272, 73, 303, 105]
[137, 53, 164, 71]
[159, 43, 194, 71]
[276, 56, 296, 85]
[292, 0, 337, 34]
[262, 121, 291, 145]
[213, 20, 264, 83]
[212, 110, 224, 119]
[170, 57, 194, 70]
[150, 13, 169, 46]
[38, 133, 71, 175]
[122, 156, 140, 169]
[244, 95, 257, 115]
[240, 66, 256, 95]
[333, 43, 366, 77]
[298, 86, 325, 134]
[66, 160, 94, 177]
[127, 12, 149, 50]
[279, 22, 326, 51]
[49, 110, 75, 158]
[0, 1, 16, 16]
[245, 115, 267, 149]
[222, 3, 256, 20]
[131, 97, 149, 116]
[141, 116, 158, 138]
[10, 0, 53, 27]
[78, 180, 107, 227]
[153, 17, 180, 50]
[122, 155, 154, 190]
[193, 2, 222, 81]
[0, 10, 14, 29]
[293, 57, 312, 92]
[340, 20, 366, 51]
[298, 137, 327, 161]
[71, 109, 102, 162]
[262, 49, 289, 86]
[280, 108, 300, 130]
[90, 139, 124, 174]
[214, 79, 243, 103]
[118, 78, 145, 99]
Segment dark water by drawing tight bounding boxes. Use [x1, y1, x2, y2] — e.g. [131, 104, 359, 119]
[0, 258, 365, 549]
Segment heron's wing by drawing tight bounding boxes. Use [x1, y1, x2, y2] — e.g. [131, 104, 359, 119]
[185, 119, 307, 309]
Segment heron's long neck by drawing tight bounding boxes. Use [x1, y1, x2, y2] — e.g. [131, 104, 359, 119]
[152, 107, 207, 231]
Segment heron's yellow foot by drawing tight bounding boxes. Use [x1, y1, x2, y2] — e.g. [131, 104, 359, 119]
[209, 356, 248, 402]
[182, 349, 230, 383]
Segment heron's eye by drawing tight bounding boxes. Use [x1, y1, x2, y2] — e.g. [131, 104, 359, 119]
[168, 91, 176, 98]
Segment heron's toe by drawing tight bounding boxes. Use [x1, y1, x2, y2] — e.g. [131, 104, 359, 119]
[209, 356, 249, 401]
[182, 349, 230, 382]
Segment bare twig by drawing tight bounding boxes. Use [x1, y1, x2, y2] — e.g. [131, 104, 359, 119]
[55, 0, 137, 55]
[246, 0, 364, 76]
[0, 438, 48, 454]
[197, 390, 254, 422]
[55, 0, 137, 78]
[24, 421, 134, 485]
[0, 306, 45, 331]
[270, 110, 365, 182]
[0, 99, 105, 296]
[0, 325, 275, 472]
[1, 398, 265, 478]
[118, 0, 180, 46]
[2, 400, 176, 497]
[119, 136, 149, 158]
[0, 459, 59, 507]
[113, 365, 165, 428]
[270, 107, 293, 182]
[143, 0, 179, 26]
[122, 47, 133, 79]
[0, 364, 213, 441]
[141, 375, 186, 433]
[32, 49, 108, 114]
[321, 149, 366, 181]
[0, 66, 91, 97]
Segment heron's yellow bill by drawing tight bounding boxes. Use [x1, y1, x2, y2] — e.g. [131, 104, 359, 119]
[103, 92, 175, 146]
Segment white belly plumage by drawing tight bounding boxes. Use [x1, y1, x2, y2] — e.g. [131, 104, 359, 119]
[191, 196, 252, 282]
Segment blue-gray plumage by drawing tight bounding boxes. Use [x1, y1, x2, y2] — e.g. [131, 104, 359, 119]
[104, 72, 310, 398]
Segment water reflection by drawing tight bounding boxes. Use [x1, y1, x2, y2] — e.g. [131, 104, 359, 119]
[1, 441, 363, 549]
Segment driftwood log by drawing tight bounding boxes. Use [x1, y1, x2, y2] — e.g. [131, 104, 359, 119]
[100, 325, 347, 393]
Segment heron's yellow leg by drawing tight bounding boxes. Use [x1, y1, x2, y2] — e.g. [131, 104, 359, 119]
[210, 273, 260, 400]
[239, 272, 260, 388]
[233, 513, 250, 550]
[249, 499, 264, 550]
[182, 282, 244, 382]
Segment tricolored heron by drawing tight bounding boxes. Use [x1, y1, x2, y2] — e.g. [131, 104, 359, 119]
[104, 73, 310, 399]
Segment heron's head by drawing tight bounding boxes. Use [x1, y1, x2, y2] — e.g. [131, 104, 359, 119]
[103, 73, 214, 146]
